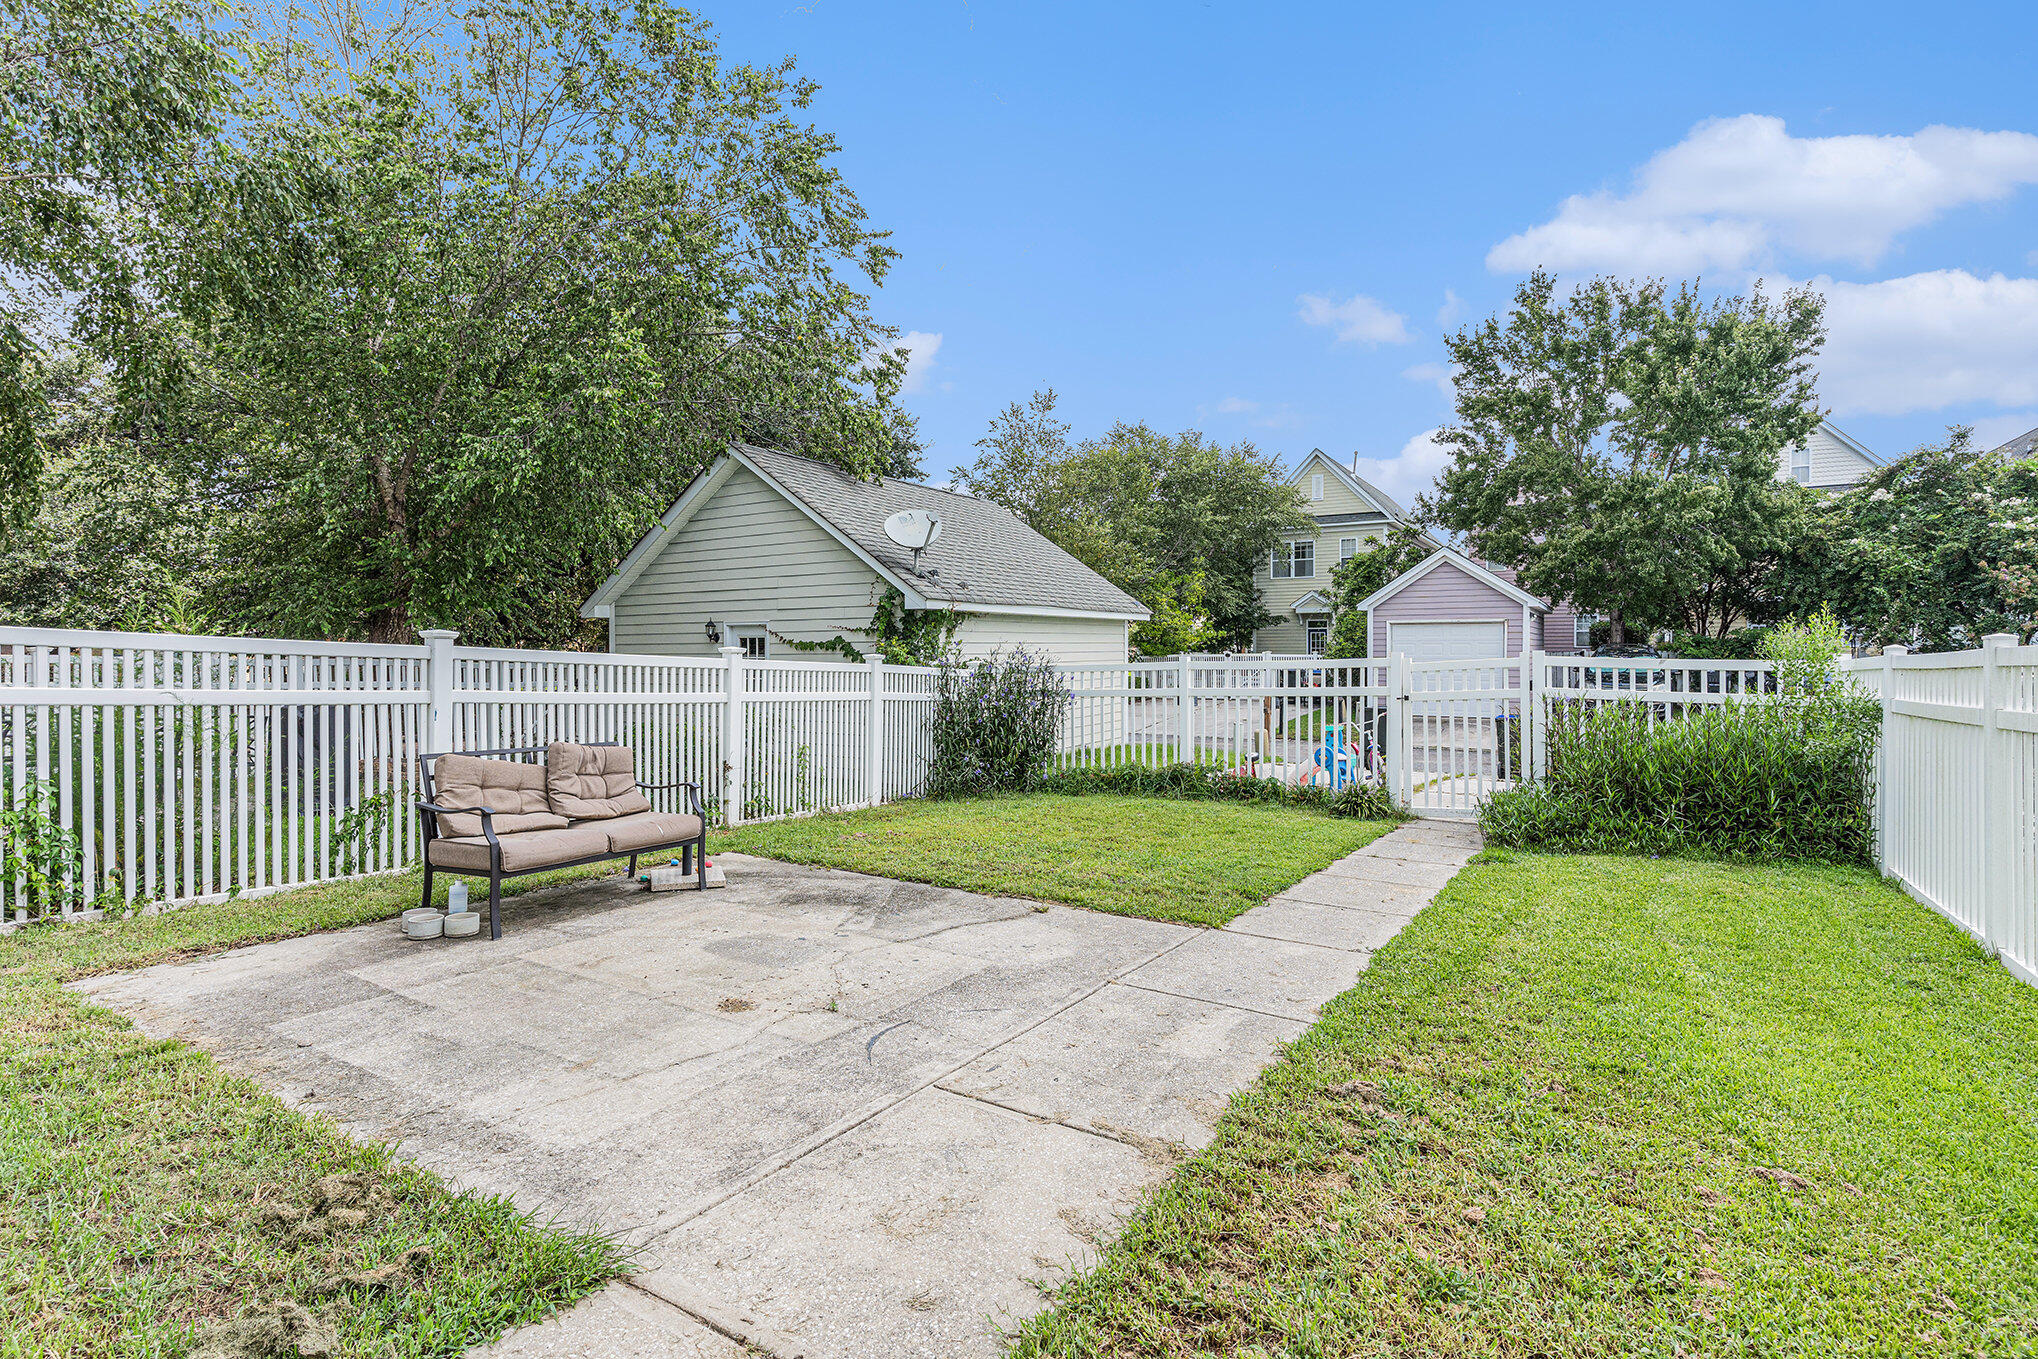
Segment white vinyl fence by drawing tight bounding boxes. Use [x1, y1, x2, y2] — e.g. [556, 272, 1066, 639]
[1, 627, 937, 922]
[1845, 637, 2038, 987]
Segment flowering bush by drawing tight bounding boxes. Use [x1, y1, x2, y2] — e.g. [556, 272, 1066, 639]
[925, 650, 1072, 798]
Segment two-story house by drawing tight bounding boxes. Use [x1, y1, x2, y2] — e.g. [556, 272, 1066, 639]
[1251, 449, 1409, 654]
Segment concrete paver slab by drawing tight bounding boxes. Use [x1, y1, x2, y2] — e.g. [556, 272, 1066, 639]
[639, 1087, 1149, 1357]
[1272, 876, 1436, 915]
[936, 983, 1303, 1148]
[1351, 837, 1482, 866]
[1225, 898, 1419, 953]
[1315, 854, 1463, 890]
[1118, 929, 1365, 1022]
[470, 1282, 744, 1359]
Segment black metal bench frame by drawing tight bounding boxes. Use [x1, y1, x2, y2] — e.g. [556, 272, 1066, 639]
[416, 742, 707, 940]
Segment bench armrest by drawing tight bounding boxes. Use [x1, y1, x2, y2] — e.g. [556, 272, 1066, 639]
[417, 801, 500, 854]
[638, 780, 705, 819]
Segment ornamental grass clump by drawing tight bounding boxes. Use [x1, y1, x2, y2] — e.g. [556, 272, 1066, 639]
[925, 649, 1072, 798]
[1482, 612, 1880, 863]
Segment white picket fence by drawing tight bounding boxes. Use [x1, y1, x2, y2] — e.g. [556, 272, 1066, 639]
[0, 627, 938, 921]
[1844, 637, 2038, 987]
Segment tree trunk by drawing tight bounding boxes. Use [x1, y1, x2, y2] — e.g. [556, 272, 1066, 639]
[1608, 610, 1626, 646]
[364, 606, 413, 644]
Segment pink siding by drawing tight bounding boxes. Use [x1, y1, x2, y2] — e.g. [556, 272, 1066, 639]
[1369, 558, 1530, 658]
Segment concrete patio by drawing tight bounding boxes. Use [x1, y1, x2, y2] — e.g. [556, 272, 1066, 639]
[75, 820, 1483, 1358]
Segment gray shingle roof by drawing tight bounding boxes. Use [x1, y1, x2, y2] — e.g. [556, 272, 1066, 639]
[737, 445, 1149, 618]
[1988, 425, 2038, 460]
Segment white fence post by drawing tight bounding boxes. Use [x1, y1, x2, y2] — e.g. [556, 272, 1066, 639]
[721, 645, 746, 826]
[1526, 649, 1546, 782]
[1387, 650, 1409, 807]
[1877, 645, 1904, 876]
[421, 629, 458, 754]
[1177, 652, 1194, 764]
[1982, 634, 2014, 953]
[866, 653, 886, 807]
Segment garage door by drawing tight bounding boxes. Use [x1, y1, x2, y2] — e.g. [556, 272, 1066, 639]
[1386, 621, 1507, 662]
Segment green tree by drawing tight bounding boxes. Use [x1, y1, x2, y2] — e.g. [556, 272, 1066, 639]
[0, 346, 217, 630]
[141, 0, 909, 643]
[1322, 524, 1431, 658]
[954, 391, 1311, 651]
[0, 0, 238, 518]
[1424, 272, 1824, 643]
[1779, 432, 2038, 649]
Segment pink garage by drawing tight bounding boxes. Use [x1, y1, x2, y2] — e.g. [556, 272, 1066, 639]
[1354, 547, 1586, 661]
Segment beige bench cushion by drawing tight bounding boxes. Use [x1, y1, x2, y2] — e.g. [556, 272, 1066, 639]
[545, 742, 651, 820]
[594, 810, 704, 854]
[431, 754, 569, 837]
[427, 825, 608, 873]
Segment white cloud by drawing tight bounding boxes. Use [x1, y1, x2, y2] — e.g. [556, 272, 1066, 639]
[1781, 269, 2038, 415]
[1436, 289, 1464, 330]
[881, 330, 943, 394]
[1297, 292, 1411, 345]
[1490, 115, 2038, 275]
[1402, 362, 1455, 400]
[1351, 428, 1456, 512]
[1968, 411, 2038, 451]
[1215, 396, 1259, 414]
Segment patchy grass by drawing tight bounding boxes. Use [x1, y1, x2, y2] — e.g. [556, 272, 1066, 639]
[1011, 851, 2038, 1357]
[0, 865, 629, 1358]
[716, 794, 1392, 927]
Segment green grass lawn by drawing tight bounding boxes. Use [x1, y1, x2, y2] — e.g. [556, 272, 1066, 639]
[1010, 850, 2038, 1358]
[716, 793, 1393, 927]
[0, 865, 629, 1358]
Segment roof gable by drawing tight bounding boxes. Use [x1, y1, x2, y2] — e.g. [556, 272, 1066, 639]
[1353, 547, 1546, 614]
[1292, 449, 1406, 521]
[584, 445, 1150, 621]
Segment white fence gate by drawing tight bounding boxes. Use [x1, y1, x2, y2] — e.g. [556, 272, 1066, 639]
[1845, 637, 2038, 988]
[1, 627, 938, 922]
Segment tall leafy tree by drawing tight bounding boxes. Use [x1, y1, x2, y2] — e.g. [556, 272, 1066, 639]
[143, 0, 910, 642]
[1424, 273, 1824, 642]
[0, 0, 238, 519]
[1779, 432, 2038, 649]
[954, 390, 1311, 650]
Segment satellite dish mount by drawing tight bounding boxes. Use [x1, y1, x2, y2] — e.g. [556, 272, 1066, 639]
[882, 509, 944, 571]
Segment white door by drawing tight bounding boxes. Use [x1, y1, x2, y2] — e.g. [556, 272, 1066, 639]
[1387, 621, 1507, 662]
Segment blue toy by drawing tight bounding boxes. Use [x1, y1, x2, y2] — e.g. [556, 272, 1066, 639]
[1312, 722, 1356, 790]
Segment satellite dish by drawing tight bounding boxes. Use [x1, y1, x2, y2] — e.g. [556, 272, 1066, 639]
[883, 509, 943, 568]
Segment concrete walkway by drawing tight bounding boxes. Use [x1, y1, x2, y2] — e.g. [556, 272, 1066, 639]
[75, 820, 1483, 1358]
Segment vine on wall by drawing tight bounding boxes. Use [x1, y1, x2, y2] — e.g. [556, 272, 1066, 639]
[768, 587, 962, 666]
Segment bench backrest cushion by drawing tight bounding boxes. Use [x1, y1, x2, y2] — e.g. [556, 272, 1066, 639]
[431, 754, 571, 837]
[545, 742, 652, 820]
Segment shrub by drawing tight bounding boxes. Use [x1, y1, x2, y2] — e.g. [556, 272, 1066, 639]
[1482, 682, 1879, 863]
[1039, 761, 1404, 820]
[925, 650, 1072, 798]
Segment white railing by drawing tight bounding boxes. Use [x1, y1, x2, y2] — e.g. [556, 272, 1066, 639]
[1846, 638, 2038, 988]
[0, 627, 937, 923]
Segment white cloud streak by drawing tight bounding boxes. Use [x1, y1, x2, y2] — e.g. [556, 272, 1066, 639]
[1296, 292, 1411, 345]
[1490, 115, 2038, 275]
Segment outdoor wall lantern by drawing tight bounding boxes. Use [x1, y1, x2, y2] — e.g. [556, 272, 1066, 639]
[705, 621, 722, 644]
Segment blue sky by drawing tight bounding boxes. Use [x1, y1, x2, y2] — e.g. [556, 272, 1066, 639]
[703, 1, 2038, 506]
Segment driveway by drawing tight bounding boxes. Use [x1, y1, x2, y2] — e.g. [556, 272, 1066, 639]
[76, 821, 1482, 1357]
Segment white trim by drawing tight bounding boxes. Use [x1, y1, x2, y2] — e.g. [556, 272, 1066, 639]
[726, 446, 934, 608]
[1289, 590, 1334, 614]
[1352, 547, 1548, 614]
[1819, 417, 1885, 467]
[581, 456, 740, 614]
[932, 600, 1147, 622]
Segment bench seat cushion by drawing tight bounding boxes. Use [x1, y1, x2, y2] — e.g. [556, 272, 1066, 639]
[591, 810, 705, 853]
[430, 754, 569, 837]
[545, 742, 652, 820]
[428, 825, 609, 873]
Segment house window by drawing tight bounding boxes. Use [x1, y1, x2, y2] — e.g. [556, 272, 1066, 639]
[1789, 445, 1813, 485]
[730, 625, 768, 659]
[1310, 473, 1324, 501]
[1306, 619, 1329, 654]
[1339, 536, 1359, 561]
[1272, 540, 1315, 579]
[1574, 614, 1598, 650]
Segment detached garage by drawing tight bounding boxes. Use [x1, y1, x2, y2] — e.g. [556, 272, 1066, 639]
[1354, 549, 1547, 661]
